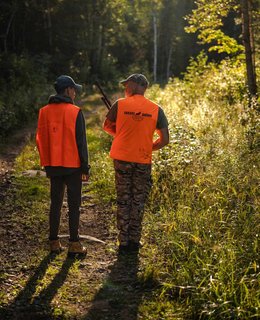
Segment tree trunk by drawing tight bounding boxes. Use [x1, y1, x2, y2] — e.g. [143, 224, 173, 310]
[240, 0, 257, 97]
[153, 13, 157, 83]
[46, 0, 53, 48]
[4, 8, 16, 53]
[166, 43, 173, 81]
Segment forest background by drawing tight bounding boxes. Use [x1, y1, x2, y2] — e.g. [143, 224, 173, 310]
[0, 0, 259, 319]
[0, 0, 258, 137]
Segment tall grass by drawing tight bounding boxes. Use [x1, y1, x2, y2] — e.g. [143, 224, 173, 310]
[140, 55, 260, 319]
[85, 110, 116, 203]
[7, 54, 259, 319]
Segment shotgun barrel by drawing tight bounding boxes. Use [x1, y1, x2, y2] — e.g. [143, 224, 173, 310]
[94, 81, 112, 110]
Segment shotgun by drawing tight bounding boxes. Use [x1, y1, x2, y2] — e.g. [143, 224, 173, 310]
[94, 81, 112, 110]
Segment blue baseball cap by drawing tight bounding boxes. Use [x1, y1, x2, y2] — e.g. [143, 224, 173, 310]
[54, 75, 82, 92]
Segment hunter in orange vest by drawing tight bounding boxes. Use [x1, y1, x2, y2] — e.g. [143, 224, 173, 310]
[36, 75, 90, 257]
[103, 73, 169, 254]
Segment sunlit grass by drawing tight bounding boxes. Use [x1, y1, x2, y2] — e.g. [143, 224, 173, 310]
[2, 56, 259, 319]
[141, 56, 260, 319]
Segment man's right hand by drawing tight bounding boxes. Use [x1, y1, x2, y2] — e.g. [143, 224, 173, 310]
[103, 118, 116, 136]
[152, 128, 169, 151]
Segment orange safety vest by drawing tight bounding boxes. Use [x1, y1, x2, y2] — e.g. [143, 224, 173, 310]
[36, 103, 81, 167]
[110, 95, 159, 164]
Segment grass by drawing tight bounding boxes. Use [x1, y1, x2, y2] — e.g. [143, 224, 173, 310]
[0, 116, 99, 319]
[0, 55, 259, 319]
[139, 56, 260, 319]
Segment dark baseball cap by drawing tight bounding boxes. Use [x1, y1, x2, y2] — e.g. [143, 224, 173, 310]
[120, 73, 149, 87]
[54, 75, 82, 92]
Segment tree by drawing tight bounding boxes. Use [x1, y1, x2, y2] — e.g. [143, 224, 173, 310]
[185, 0, 258, 97]
[157, 0, 199, 82]
[240, 0, 257, 96]
[185, 0, 244, 54]
[0, 0, 201, 84]
[0, 1, 17, 53]
[153, 10, 158, 82]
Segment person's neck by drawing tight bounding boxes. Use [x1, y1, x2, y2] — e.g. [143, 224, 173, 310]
[127, 93, 144, 97]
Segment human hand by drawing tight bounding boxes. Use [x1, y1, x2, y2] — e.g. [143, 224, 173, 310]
[82, 174, 90, 182]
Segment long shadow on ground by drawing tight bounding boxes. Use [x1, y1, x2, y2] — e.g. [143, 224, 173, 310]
[83, 251, 150, 320]
[1, 253, 77, 320]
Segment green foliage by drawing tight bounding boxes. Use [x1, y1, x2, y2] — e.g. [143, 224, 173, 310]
[185, 0, 244, 55]
[0, 0, 208, 88]
[0, 53, 259, 318]
[186, 0, 235, 31]
[142, 56, 259, 318]
[87, 124, 115, 203]
[0, 53, 51, 137]
[203, 29, 244, 54]
[241, 96, 260, 150]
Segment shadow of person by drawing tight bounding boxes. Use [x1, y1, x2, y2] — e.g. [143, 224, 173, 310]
[30, 255, 77, 311]
[2, 253, 77, 320]
[83, 251, 143, 320]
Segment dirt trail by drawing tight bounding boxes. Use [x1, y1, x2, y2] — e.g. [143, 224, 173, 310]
[0, 111, 150, 320]
[0, 124, 37, 217]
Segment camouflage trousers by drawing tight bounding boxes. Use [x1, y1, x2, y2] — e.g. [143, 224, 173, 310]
[113, 159, 152, 246]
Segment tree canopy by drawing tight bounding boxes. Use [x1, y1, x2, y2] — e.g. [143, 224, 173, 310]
[0, 0, 206, 83]
[0, 0, 258, 136]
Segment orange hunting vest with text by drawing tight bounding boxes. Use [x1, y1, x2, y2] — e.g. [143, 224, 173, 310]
[110, 95, 159, 164]
[36, 103, 81, 167]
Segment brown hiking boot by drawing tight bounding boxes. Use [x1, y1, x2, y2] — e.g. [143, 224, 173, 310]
[68, 241, 87, 257]
[49, 239, 64, 254]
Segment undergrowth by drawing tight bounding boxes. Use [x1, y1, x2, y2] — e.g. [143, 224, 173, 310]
[1, 54, 259, 319]
[140, 55, 260, 319]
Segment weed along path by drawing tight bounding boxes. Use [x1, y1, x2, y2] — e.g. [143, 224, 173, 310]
[0, 97, 154, 320]
[1, 86, 259, 319]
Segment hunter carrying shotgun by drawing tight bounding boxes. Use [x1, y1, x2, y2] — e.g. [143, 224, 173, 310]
[102, 73, 169, 254]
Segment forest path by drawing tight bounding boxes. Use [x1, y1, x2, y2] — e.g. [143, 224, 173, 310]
[0, 96, 150, 320]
